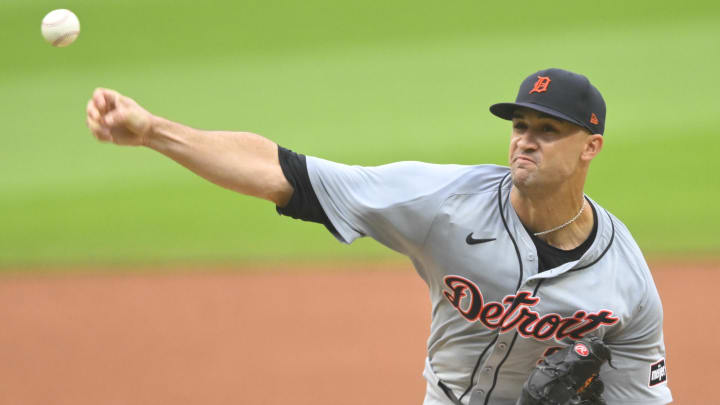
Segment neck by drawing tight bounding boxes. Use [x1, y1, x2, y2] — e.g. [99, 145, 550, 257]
[510, 183, 594, 250]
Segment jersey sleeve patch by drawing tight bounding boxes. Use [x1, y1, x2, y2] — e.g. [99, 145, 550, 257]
[649, 358, 667, 387]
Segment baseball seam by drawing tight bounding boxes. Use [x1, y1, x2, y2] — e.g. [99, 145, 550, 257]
[42, 11, 72, 27]
[52, 31, 79, 46]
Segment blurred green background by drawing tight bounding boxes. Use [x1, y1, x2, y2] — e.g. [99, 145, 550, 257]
[1, 0, 718, 268]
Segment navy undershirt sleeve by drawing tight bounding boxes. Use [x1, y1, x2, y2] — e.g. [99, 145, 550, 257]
[275, 146, 339, 237]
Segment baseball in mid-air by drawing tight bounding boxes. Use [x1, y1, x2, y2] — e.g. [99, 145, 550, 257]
[41, 9, 80, 47]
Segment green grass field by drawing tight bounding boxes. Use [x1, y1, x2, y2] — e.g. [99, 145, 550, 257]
[1, 0, 718, 267]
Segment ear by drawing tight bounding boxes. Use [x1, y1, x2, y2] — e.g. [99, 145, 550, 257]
[581, 134, 603, 162]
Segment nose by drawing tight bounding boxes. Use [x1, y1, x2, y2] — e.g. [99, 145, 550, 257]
[515, 131, 539, 151]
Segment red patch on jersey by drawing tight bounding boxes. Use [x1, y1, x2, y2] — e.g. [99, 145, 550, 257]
[574, 342, 590, 357]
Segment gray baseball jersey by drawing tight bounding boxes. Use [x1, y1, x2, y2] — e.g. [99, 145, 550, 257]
[305, 157, 672, 405]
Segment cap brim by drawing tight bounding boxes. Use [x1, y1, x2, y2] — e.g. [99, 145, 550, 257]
[489, 102, 590, 132]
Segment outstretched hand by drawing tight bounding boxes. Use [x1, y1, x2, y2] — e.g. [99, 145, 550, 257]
[86, 88, 153, 146]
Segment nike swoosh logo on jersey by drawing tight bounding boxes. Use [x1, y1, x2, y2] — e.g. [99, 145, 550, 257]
[466, 233, 496, 245]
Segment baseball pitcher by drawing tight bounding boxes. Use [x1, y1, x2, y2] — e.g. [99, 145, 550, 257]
[86, 68, 672, 405]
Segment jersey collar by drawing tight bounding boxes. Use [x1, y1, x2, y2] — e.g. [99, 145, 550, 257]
[499, 176, 616, 280]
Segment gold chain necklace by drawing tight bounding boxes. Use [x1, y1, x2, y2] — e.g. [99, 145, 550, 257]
[533, 201, 586, 237]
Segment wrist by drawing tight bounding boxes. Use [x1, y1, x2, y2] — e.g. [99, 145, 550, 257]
[143, 115, 189, 154]
[142, 114, 163, 149]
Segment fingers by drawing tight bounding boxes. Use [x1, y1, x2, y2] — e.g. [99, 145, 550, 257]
[104, 108, 124, 126]
[86, 98, 113, 143]
[91, 87, 119, 115]
[87, 116, 113, 142]
[86, 99, 100, 122]
[87, 88, 120, 140]
[87, 87, 149, 146]
[92, 88, 107, 114]
[102, 90, 117, 112]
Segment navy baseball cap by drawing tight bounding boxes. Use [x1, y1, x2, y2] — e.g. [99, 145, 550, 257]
[490, 68, 606, 135]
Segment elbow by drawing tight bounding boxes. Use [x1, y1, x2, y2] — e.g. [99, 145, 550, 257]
[270, 182, 294, 207]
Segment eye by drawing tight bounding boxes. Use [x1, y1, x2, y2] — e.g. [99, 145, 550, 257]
[542, 124, 557, 133]
[513, 122, 527, 131]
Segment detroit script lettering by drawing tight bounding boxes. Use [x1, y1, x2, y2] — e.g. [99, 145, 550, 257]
[443, 275, 618, 340]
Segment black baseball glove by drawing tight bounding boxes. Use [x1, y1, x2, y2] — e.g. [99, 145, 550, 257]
[517, 337, 611, 405]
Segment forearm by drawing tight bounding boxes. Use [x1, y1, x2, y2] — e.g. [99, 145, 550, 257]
[145, 115, 293, 206]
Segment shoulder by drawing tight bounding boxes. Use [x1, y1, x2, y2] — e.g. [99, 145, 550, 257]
[602, 209, 651, 278]
[586, 200, 648, 272]
[307, 157, 509, 196]
[591, 205, 662, 328]
[307, 157, 507, 177]
[373, 161, 509, 193]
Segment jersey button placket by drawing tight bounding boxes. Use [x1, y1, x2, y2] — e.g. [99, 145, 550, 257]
[470, 388, 486, 405]
[471, 341, 506, 403]
[470, 339, 509, 404]
[472, 364, 494, 399]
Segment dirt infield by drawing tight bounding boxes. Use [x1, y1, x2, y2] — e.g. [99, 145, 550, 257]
[0, 261, 714, 404]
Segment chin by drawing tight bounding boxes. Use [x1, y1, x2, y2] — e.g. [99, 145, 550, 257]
[511, 167, 536, 188]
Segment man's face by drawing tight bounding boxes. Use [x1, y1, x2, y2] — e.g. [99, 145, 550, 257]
[508, 108, 591, 189]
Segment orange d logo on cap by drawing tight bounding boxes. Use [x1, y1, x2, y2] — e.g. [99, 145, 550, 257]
[529, 76, 551, 94]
